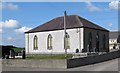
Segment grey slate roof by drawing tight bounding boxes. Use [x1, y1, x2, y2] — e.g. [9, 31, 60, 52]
[109, 31, 119, 39]
[25, 15, 109, 33]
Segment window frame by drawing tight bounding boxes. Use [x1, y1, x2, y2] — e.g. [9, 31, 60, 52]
[47, 34, 52, 50]
[33, 35, 38, 50]
[64, 32, 70, 49]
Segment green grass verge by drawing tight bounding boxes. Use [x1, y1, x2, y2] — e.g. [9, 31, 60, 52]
[26, 54, 73, 59]
[12, 48, 25, 52]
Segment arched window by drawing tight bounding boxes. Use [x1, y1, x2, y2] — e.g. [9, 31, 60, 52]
[87, 32, 92, 52]
[33, 35, 38, 50]
[103, 34, 106, 49]
[64, 32, 70, 49]
[96, 32, 99, 52]
[66, 33, 70, 49]
[47, 34, 52, 50]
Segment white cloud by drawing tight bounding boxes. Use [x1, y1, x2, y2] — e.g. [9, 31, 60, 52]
[0, 3, 18, 10]
[0, 19, 21, 29]
[8, 37, 14, 41]
[0, 28, 2, 33]
[86, 2, 101, 12]
[15, 26, 32, 33]
[109, 23, 113, 27]
[109, 1, 120, 10]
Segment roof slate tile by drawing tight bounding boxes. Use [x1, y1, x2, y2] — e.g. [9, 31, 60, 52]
[25, 15, 108, 33]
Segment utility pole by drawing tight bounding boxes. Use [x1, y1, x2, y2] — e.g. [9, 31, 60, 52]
[64, 11, 67, 57]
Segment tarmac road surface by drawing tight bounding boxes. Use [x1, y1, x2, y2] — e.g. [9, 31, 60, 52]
[2, 58, 120, 71]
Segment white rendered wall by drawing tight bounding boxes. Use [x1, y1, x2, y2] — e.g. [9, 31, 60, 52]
[25, 33, 29, 54]
[25, 28, 84, 54]
[80, 28, 84, 51]
[109, 39, 117, 44]
[109, 39, 118, 50]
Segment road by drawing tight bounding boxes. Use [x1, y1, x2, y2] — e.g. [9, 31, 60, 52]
[2, 58, 120, 71]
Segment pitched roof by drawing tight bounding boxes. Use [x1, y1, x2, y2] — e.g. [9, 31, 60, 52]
[109, 31, 119, 39]
[25, 15, 109, 33]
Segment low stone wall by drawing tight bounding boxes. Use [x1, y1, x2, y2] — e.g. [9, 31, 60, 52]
[2, 59, 67, 68]
[2, 50, 120, 69]
[67, 50, 120, 68]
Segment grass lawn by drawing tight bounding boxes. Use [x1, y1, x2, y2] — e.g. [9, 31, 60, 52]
[26, 54, 73, 59]
[12, 48, 25, 52]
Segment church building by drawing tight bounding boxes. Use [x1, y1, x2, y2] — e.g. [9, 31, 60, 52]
[25, 12, 109, 55]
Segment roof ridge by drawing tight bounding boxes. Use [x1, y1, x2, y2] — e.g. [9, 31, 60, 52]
[75, 15, 84, 27]
[56, 14, 78, 18]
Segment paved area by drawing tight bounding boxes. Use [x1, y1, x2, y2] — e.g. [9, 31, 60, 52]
[2, 58, 120, 71]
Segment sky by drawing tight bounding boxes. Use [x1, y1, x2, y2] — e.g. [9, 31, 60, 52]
[0, 1, 119, 47]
